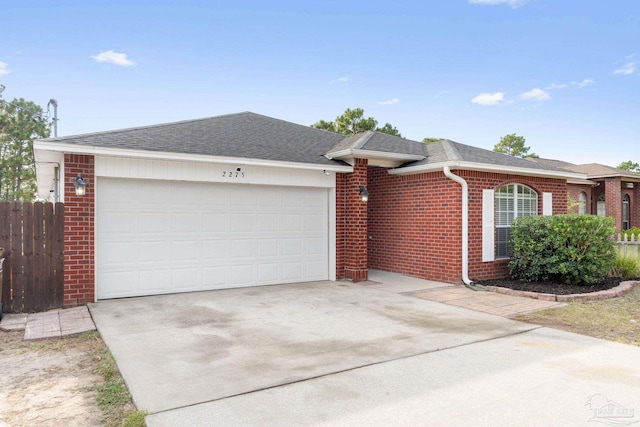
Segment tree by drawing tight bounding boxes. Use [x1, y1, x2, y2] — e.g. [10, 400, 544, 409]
[493, 133, 538, 158]
[0, 97, 50, 201]
[312, 107, 402, 137]
[617, 160, 640, 173]
[422, 137, 442, 143]
[376, 122, 402, 137]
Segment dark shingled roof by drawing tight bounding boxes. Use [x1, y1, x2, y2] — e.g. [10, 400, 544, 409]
[39, 112, 581, 175]
[402, 140, 572, 173]
[41, 112, 346, 166]
[327, 131, 426, 157]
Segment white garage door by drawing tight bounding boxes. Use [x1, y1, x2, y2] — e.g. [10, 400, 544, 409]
[96, 178, 329, 299]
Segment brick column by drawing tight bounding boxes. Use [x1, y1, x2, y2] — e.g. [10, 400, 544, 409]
[63, 154, 95, 307]
[633, 183, 640, 229]
[343, 158, 368, 282]
[604, 177, 622, 232]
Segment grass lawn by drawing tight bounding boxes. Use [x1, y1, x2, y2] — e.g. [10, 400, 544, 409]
[514, 285, 640, 346]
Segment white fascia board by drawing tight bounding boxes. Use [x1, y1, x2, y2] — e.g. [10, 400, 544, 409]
[33, 141, 354, 173]
[388, 160, 587, 181]
[325, 148, 424, 162]
[585, 174, 640, 182]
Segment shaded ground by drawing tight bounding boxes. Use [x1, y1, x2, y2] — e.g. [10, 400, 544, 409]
[0, 330, 104, 426]
[476, 276, 628, 295]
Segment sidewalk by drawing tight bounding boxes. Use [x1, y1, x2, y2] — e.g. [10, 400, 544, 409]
[0, 306, 96, 340]
[364, 270, 564, 317]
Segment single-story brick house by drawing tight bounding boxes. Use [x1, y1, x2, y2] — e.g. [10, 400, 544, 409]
[527, 158, 640, 232]
[33, 112, 585, 307]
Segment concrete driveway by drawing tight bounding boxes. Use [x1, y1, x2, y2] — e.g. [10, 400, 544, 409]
[89, 276, 640, 426]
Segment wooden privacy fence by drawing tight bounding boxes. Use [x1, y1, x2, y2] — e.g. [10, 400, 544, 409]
[616, 233, 640, 259]
[0, 202, 64, 313]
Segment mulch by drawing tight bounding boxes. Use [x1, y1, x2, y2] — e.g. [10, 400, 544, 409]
[475, 277, 636, 295]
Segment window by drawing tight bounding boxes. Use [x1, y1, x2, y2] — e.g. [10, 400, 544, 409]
[597, 194, 606, 217]
[578, 192, 587, 214]
[623, 194, 630, 230]
[495, 184, 538, 258]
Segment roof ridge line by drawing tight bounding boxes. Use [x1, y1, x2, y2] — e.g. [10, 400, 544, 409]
[441, 139, 463, 161]
[353, 131, 376, 149]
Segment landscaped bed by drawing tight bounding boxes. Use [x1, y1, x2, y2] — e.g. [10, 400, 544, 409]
[475, 277, 631, 295]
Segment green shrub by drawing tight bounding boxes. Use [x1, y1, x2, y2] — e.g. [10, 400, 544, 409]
[621, 227, 640, 241]
[610, 255, 640, 279]
[509, 214, 616, 285]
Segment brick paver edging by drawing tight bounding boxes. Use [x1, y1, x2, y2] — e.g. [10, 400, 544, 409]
[486, 280, 639, 302]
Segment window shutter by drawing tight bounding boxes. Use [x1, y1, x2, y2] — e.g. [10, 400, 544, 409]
[482, 189, 495, 262]
[543, 192, 553, 216]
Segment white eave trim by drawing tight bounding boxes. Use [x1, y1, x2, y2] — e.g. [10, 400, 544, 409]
[325, 148, 425, 162]
[388, 160, 587, 180]
[33, 141, 353, 173]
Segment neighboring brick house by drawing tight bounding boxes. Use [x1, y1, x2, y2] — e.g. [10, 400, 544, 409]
[33, 112, 584, 307]
[528, 158, 640, 232]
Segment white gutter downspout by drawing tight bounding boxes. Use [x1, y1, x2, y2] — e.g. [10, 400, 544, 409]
[443, 166, 487, 291]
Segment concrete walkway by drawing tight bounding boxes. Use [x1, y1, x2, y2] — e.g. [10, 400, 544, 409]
[364, 270, 563, 317]
[0, 306, 96, 339]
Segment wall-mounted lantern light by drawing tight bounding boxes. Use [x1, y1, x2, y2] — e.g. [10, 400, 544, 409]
[73, 174, 87, 196]
[359, 186, 369, 203]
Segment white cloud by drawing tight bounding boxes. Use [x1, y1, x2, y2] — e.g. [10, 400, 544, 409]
[0, 61, 10, 76]
[378, 98, 399, 105]
[614, 62, 636, 75]
[468, 0, 529, 8]
[519, 88, 550, 101]
[471, 92, 507, 105]
[546, 82, 568, 90]
[91, 50, 135, 67]
[572, 79, 595, 88]
[329, 77, 348, 84]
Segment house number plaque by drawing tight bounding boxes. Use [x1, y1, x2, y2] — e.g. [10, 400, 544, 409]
[222, 167, 245, 178]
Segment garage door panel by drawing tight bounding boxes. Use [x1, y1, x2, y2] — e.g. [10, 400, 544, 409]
[231, 265, 254, 285]
[138, 213, 170, 233]
[306, 261, 328, 279]
[171, 213, 201, 232]
[203, 240, 227, 259]
[305, 238, 326, 255]
[202, 214, 228, 232]
[282, 239, 302, 256]
[100, 212, 134, 234]
[230, 214, 253, 232]
[282, 263, 303, 281]
[171, 240, 201, 261]
[257, 263, 279, 282]
[281, 215, 302, 232]
[258, 239, 278, 257]
[138, 242, 169, 263]
[139, 270, 169, 293]
[97, 179, 329, 299]
[170, 268, 201, 291]
[203, 267, 227, 287]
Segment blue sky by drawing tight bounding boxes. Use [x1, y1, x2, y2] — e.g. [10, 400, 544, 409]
[2, 0, 639, 166]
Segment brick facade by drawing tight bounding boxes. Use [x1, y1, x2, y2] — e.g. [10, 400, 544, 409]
[633, 184, 640, 231]
[604, 177, 622, 231]
[61, 155, 572, 302]
[339, 159, 369, 282]
[366, 167, 567, 284]
[63, 154, 95, 307]
[461, 171, 566, 281]
[567, 184, 592, 214]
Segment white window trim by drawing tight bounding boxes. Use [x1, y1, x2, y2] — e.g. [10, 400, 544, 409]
[482, 189, 495, 262]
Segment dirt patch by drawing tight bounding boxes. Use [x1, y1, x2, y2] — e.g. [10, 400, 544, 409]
[475, 276, 631, 295]
[0, 330, 104, 427]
